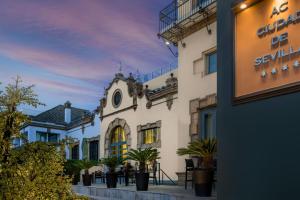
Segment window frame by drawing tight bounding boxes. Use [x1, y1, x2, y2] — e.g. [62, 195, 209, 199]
[89, 140, 99, 161]
[71, 144, 80, 160]
[206, 51, 217, 75]
[112, 89, 123, 108]
[36, 131, 60, 143]
[199, 107, 217, 139]
[137, 121, 161, 149]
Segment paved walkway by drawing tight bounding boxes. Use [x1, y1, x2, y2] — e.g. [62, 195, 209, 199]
[73, 183, 217, 200]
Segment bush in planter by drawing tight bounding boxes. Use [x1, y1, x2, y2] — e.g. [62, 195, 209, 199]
[177, 138, 217, 197]
[100, 156, 120, 188]
[81, 159, 98, 186]
[126, 148, 160, 191]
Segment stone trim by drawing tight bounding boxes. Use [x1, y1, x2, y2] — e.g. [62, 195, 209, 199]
[104, 118, 131, 156]
[137, 120, 162, 149]
[189, 94, 217, 139]
[112, 89, 123, 108]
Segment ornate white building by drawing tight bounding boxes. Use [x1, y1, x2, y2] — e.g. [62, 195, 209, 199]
[98, 0, 217, 181]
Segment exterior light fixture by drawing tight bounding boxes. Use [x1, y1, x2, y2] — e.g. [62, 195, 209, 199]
[165, 41, 170, 46]
[240, 3, 247, 10]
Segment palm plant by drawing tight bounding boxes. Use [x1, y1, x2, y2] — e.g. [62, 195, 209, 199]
[177, 138, 217, 169]
[100, 156, 120, 173]
[126, 148, 160, 173]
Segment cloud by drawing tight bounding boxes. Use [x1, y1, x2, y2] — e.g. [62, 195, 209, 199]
[0, 0, 176, 110]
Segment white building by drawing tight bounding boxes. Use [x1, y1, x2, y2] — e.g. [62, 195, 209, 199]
[98, 0, 217, 181]
[18, 101, 101, 161]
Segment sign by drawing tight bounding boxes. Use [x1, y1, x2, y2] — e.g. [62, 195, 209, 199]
[235, 0, 300, 101]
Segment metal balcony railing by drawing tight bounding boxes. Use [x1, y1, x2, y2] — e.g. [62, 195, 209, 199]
[159, 0, 217, 41]
[137, 65, 178, 83]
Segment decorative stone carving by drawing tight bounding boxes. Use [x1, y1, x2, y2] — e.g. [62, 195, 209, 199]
[145, 73, 178, 110]
[104, 118, 131, 156]
[166, 95, 174, 110]
[99, 73, 144, 119]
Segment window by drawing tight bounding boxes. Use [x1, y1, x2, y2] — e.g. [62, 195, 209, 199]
[200, 108, 216, 139]
[48, 133, 59, 143]
[142, 128, 158, 145]
[36, 132, 59, 143]
[207, 52, 217, 74]
[110, 126, 127, 160]
[71, 144, 79, 160]
[112, 90, 122, 108]
[137, 121, 161, 149]
[36, 132, 47, 142]
[89, 140, 99, 161]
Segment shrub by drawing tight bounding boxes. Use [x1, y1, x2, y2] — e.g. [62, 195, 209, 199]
[0, 142, 86, 200]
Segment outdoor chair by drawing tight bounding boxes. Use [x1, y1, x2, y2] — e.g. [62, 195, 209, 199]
[185, 159, 194, 189]
[94, 170, 105, 184]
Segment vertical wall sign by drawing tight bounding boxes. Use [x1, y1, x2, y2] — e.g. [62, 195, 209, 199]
[235, 0, 300, 103]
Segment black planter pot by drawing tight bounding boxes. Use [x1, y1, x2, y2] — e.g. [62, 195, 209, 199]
[135, 172, 149, 191]
[193, 169, 214, 197]
[106, 172, 118, 188]
[82, 174, 92, 186]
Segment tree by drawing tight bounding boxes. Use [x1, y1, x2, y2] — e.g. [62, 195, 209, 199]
[0, 77, 87, 200]
[0, 76, 44, 163]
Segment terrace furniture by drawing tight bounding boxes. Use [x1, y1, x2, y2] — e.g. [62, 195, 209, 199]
[94, 170, 105, 184]
[185, 159, 194, 189]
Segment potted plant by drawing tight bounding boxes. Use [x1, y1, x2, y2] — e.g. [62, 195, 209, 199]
[64, 160, 83, 185]
[126, 148, 160, 191]
[177, 138, 217, 197]
[81, 160, 98, 186]
[101, 156, 120, 188]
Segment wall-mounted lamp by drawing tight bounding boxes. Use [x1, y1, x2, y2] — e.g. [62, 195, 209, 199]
[240, 3, 247, 10]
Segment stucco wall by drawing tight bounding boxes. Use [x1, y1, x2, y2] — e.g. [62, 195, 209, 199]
[177, 21, 217, 171]
[100, 78, 179, 180]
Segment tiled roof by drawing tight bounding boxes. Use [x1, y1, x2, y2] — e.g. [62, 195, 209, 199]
[26, 105, 93, 130]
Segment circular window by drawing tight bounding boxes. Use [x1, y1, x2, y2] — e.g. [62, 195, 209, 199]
[112, 90, 122, 108]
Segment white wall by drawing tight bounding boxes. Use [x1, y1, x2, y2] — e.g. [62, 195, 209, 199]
[177, 21, 217, 171]
[100, 22, 217, 180]
[100, 78, 180, 179]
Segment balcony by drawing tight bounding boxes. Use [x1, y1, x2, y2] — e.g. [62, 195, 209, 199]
[158, 0, 217, 44]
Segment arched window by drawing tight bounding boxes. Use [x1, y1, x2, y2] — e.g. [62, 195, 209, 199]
[110, 126, 128, 159]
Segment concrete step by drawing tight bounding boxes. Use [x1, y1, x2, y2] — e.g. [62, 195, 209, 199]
[73, 185, 217, 200]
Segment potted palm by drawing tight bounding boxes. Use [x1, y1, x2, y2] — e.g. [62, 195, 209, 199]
[126, 148, 160, 191]
[177, 138, 217, 197]
[81, 160, 98, 186]
[101, 156, 120, 188]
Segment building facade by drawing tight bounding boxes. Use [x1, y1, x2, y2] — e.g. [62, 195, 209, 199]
[18, 101, 101, 161]
[98, 0, 217, 180]
[218, 0, 300, 199]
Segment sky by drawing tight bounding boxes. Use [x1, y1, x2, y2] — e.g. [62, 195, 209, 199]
[0, 0, 176, 114]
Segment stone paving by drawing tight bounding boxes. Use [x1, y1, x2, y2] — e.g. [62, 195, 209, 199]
[73, 183, 217, 200]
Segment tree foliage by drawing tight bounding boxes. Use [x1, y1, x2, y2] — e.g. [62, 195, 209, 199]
[0, 77, 86, 200]
[177, 138, 217, 169]
[0, 76, 44, 163]
[1, 142, 87, 200]
[126, 148, 160, 173]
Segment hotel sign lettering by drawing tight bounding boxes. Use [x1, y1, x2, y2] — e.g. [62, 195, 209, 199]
[235, 0, 300, 101]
